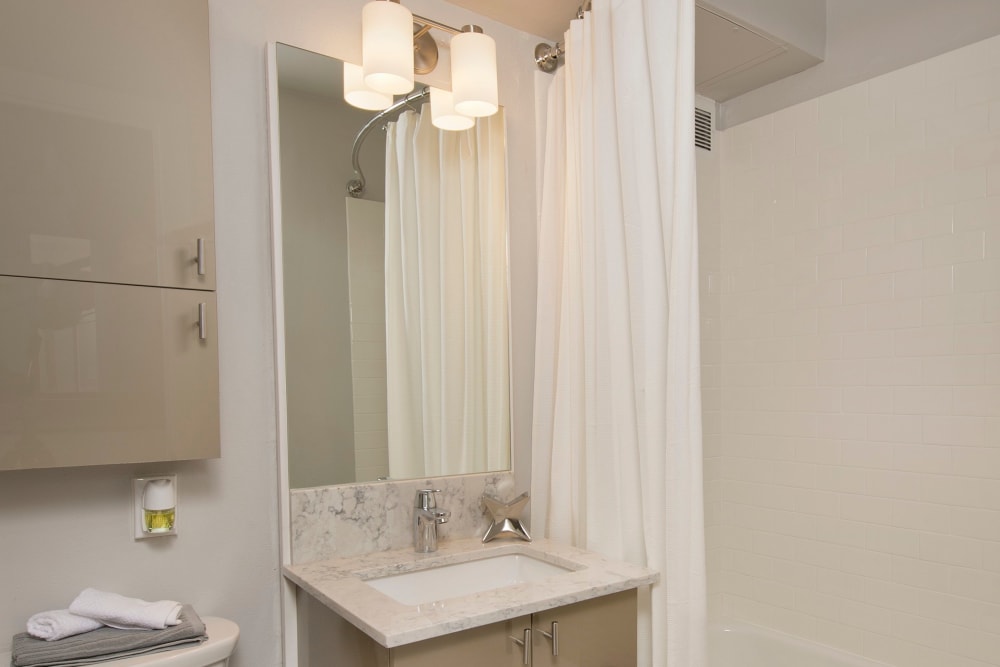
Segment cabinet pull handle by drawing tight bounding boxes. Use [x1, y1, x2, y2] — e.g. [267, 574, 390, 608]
[536, 621, 559, 656]
[196, 238, 207, 276]
[508, 628, 531, 665]
[198, 302, 207, 341]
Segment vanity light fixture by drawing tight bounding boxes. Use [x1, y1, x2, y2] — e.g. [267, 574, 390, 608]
[429, 86, 475, 131]
[343, 62, 392, 110]
[349, 0, 499, 130]
[450, 25, 498, 117]
[361, 0, 414, 94]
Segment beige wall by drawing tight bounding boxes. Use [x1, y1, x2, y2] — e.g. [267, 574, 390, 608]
[711, 34, 1000, 666]
[0, 0, 541, 663]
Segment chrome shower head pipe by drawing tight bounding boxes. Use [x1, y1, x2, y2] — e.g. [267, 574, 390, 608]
[347, 86, 430, 198]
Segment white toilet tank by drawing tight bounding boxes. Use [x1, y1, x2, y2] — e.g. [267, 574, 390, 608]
[88, 617, 239, 667]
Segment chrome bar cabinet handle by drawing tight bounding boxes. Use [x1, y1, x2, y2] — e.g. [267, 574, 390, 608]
[536, 621, 559, 656]
[509, 628, 531, 665]
[198, 302, 207, 341]
[196, 238, 206, 276]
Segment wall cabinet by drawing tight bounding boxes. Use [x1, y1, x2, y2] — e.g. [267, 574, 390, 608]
[0, 276, 219, 470]
[0, 0, 218, 470]
[0, 0, 215, 290]
[313, 590, 637, 667]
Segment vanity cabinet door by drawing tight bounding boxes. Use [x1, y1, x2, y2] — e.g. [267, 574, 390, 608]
[389, 591, 637, 666]
[0, 276, 220, 470]
[0, 0, 215, 290]
[390, 615, 532, 667]
[531, 590, 637, 667]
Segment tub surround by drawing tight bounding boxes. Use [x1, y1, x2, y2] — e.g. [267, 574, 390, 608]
[709, 621, 891, 667]
[289, 472, 515, 563]
[709, 33, 1000, 665]
[284, 537, 658, 648]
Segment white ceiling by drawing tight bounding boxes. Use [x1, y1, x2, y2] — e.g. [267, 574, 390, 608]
[281, 0, 1000, 125]
[445, 0, 1000, 124]
[445, 0, 823, 101]
[444, 0, 579, 42]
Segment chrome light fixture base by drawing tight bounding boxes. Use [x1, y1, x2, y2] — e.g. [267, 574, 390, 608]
[413, 23, 438, 75]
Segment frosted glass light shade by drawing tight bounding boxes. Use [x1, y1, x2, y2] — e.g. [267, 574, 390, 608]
[451, 28, 498, 117]
[362, 0, 414, 95]
[430, 87, 474, 131]
[343, 62, 392, 110]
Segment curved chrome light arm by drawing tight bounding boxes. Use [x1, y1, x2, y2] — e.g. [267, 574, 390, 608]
[347, 86, 431, 198]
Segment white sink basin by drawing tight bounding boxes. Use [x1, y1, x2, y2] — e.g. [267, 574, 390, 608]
[364, 553, 575, 605]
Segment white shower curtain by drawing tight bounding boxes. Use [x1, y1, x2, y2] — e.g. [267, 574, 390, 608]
[531, 1, 705, 665]
[384, 107, 510, 479]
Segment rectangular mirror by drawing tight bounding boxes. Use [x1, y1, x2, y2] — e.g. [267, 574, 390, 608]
[272, 43, 511, 488]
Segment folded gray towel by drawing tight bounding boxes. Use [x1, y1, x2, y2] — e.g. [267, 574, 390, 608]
[11, 605, 207, 667]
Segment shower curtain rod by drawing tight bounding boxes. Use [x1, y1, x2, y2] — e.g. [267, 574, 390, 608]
[347, 86, 431, 198]
[534, 0, 591, 72]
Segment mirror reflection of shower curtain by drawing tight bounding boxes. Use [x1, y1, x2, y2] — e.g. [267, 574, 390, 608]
[384, 107, 509, 479]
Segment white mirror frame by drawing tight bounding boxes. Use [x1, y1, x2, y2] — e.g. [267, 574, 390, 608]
[266, 16, 538, 656]
[265, 42, 299, 667]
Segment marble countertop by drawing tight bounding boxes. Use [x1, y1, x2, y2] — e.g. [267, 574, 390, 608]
[283, 537, 659, 648]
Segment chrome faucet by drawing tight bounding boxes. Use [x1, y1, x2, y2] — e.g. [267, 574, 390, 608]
[413, 489, 450, 553]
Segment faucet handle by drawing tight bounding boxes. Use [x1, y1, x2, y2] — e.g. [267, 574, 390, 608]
[415, 489, 442, 510]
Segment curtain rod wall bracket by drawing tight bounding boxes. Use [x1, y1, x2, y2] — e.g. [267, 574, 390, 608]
[534, 42, 564, 73]
[534, 1, 590, 72]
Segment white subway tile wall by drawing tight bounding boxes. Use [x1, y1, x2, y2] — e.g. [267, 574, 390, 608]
[708, 35, 1000, 666]
[697, 96, 725, 618]
[346, 206, 390, 481]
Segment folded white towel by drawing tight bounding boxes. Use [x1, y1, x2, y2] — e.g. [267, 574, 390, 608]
[26, 609, 104, 641]
[68, 588, 183, 631]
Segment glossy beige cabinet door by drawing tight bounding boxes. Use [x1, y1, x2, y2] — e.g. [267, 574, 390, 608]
[304, 594, 528, 667]
[0, 0, 215, 289]
[390, 615, 532, 667]
[0, 276, 219, 470]
[532, 590, 637, 667]
[386, 592, 637, 666]
[384, 593, 637, 666]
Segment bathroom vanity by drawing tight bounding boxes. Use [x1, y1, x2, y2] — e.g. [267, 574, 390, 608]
[318, 589, 636, 666]
[284, 538, 657, 666]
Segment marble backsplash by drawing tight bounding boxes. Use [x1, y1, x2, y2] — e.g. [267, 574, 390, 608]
[289, 472, 516, 564]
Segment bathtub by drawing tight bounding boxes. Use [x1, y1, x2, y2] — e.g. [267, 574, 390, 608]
[708, 621, 890, 667]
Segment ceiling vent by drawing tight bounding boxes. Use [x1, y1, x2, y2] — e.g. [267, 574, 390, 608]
[695, 106, 712, 151]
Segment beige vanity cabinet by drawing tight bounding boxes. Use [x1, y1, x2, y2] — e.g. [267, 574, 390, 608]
[0, 0, 215, 290]
[393, 591, 636, 666]
[529, 589, 637, 667]
[0, 276, 220, 470]
[386, 615, 533, 667]
[329, 590, 637, 667]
